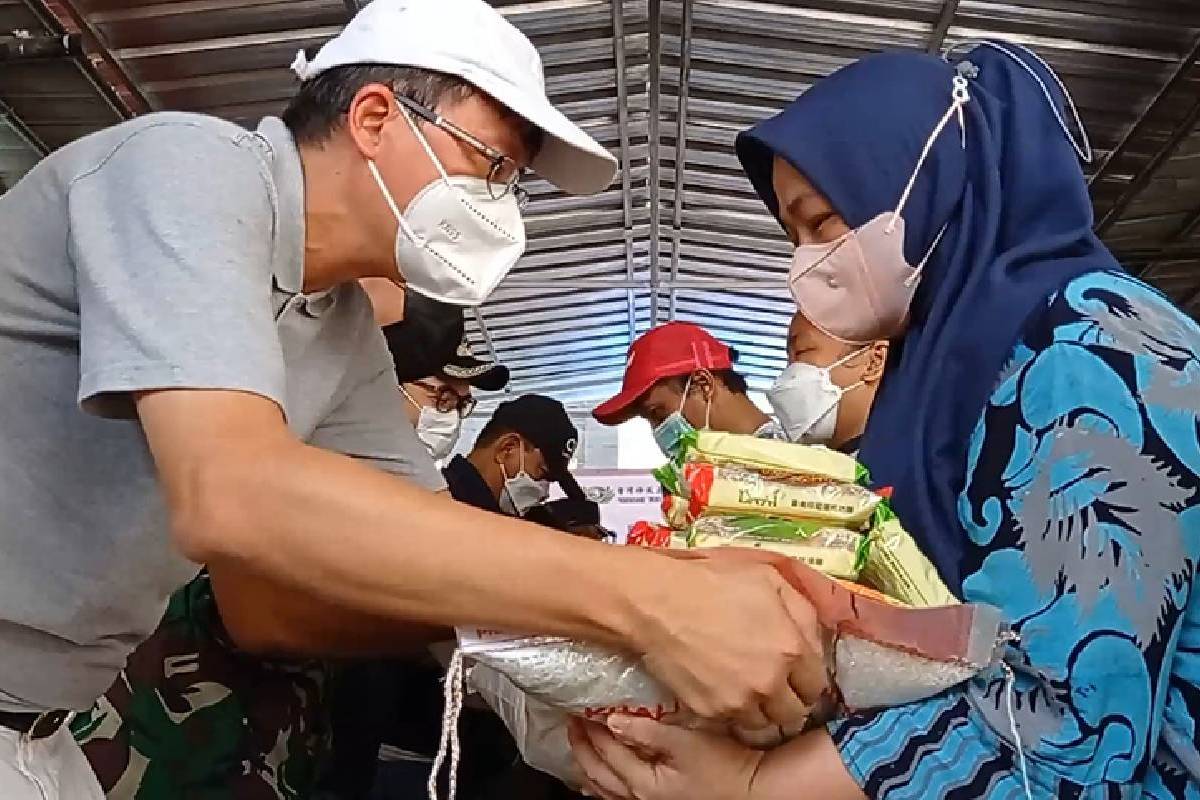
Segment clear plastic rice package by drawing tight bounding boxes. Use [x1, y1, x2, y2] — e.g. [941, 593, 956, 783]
[776, 560, 1005, 711]
[454, 558, 1005, 732]
[456, 627, 681, 722]
[680, 463, 881, 527]
[468, 664, 582, 787]
[688, 516, 866, 580]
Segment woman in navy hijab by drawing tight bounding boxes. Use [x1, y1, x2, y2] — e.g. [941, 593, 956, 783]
[568, 43, 1200, 800]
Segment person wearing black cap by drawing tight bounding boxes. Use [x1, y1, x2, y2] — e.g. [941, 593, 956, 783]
[382, 290, 511, 460]
[398, 341, 510, 460]
[346, 396, 587, 800]
[443, 394, 581, 515]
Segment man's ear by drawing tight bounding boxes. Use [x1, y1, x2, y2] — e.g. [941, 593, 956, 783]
[345, 82, 399, 160]
[864, 341, 890, 384]
[493, 432, 522, 463]
[691, 369, 716, 401]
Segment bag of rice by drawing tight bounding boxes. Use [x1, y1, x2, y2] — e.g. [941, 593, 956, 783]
[681, 463, 881, 526]
[771, 559, 1004, 710]
[452, 558, 1004, 725]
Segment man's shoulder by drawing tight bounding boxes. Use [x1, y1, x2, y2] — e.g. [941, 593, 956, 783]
[56, 112, 273, 188]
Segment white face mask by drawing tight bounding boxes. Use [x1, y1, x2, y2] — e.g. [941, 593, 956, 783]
[402, 386, 462, 460]
[499, 445, 551, 516]
[767, 347, 868, 445]
[367, 105, 526, 307]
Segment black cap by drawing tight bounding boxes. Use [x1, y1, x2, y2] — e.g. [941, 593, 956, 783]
[441, 339, 510, 391]
[524, 497, 612, 540]
[490, 394, 580, 487]
[382, 290, 464, 384]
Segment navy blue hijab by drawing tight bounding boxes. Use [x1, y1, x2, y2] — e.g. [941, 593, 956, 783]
[737, 45, 1120, 595]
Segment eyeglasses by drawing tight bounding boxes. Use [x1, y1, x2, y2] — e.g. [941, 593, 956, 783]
[412, 380, 477, 417]
[393, 93, 530, 209]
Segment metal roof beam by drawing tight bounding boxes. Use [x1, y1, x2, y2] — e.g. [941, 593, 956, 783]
[667, 0, 693, 323]
[609, 0, 638, 350]
[926, 0, 961, 55]
[1088, 33, 1200, 191]
[646, 0, 662, 328]
[1094, 93, 1200, 236]
[1181, 283, 1200, 311]
[497, 278, 787, 289]
[1136, 204, 1200, 278]
[0, 96, 49, 156]
[0, 31, 80, 62]
[23, 0, 151, 118]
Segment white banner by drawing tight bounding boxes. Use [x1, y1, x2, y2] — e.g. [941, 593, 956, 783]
[550, 468, 664, 544]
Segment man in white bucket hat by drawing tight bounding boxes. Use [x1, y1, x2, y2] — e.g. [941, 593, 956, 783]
[0, 1, 824, 794]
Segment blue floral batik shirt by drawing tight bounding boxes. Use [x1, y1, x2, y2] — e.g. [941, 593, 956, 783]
[831, 271, 1200, 799]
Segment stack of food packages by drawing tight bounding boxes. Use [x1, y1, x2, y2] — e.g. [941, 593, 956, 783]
[631, 429, 957, 608]
[453, 432, 1005, 790]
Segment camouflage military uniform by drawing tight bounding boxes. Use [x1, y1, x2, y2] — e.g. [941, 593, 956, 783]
[70, 572, 330, 800]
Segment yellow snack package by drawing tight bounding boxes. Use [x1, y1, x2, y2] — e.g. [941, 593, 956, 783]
[683, 463, 880, 527]
[686, 431, 864, 485]
[688, 517, 864, 580]
[860, 519, 958, 607]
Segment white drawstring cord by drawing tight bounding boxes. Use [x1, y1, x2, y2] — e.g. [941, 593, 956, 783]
[887, 74, 971, 235]
[429, 649, 466, 800]
[944, 40, 1093, 163]
[1001, 659, 1033, 799]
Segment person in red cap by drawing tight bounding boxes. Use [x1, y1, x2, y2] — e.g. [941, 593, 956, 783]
[593, 322, 786, 458]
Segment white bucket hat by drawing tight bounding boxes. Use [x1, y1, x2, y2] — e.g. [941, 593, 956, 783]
[291, 0, 617, 195]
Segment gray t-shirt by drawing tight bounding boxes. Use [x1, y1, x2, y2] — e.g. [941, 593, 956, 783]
[0, 112, 444, 712]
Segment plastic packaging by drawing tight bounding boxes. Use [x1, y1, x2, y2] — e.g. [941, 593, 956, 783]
[468, 664, 581, 787]
[860, 518, 958, 607]
[661, 493, 691, 530]
[684, 430, 866, 484]
[455, 559, 1003, 720]
[681, 463, 881, 526]
[627, 521, 673, 548]
[456, 628, 680, 721]
[688, 516, 865, 580]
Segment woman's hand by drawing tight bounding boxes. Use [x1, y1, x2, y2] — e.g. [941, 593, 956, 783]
[568, 716, 762, 800]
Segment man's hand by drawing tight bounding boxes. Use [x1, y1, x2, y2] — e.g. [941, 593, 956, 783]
[636, 557, 828, 731]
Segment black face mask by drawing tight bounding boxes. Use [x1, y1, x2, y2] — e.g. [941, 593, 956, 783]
[381, 289, 463, 384]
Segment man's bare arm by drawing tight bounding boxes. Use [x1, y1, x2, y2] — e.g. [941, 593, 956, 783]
[137, 388, 825, 729]
[138, 388, 641, 644]
[208, 563, 447, 658]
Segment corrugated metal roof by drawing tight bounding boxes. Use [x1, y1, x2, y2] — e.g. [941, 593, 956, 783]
[3, 0, 1200, 401]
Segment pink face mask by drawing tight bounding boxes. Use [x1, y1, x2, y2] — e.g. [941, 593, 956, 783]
[788, 74, 969, 345]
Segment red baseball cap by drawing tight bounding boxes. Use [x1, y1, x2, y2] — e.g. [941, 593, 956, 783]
[593, 322, 735, 425]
